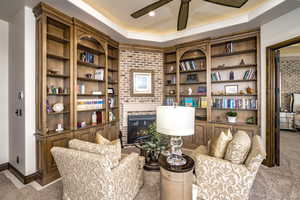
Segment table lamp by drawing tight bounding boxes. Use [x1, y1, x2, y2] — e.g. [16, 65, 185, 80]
[156, 106, 195, 166]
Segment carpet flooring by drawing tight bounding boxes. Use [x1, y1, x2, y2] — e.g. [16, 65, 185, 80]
[1, 131, 300, 200]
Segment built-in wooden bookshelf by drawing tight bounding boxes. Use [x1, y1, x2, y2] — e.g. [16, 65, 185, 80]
[163, 31, 260, 148]
[34, 3, 120, 186]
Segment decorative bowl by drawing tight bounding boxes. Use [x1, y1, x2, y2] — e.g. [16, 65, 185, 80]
[53, 103, 64, 113]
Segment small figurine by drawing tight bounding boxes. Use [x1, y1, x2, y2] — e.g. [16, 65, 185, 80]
[246, 87, 255, 94]
[56, 123, 64, 132]
[240, 59, 246, 65]
[188, 88, 193, 95]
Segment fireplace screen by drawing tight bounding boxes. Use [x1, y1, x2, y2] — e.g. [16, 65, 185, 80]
[127, 114, 156, 144]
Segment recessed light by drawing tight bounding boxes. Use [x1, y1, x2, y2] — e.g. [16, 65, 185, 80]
[149, 11, 155, 17]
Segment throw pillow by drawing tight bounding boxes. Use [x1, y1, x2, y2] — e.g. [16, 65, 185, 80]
[209, 129, 233, 158]
[95, 132, 110, 145]
[225, 131, 251, 164]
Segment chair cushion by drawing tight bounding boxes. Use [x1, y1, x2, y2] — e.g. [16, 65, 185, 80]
[69, 138, 121, 169]
[209, 129, 233, 159]
[225, 131, 251, 164]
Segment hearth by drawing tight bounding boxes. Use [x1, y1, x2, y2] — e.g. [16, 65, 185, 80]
[127, 114, 156, 144]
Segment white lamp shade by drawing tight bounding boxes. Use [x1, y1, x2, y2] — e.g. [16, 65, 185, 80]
[156, 106, 195, 136]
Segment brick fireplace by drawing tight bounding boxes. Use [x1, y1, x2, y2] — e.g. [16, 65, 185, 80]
[119, 46, 163, 144]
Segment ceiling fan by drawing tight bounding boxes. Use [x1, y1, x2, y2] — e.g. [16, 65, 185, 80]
[131, 0, 248, 31]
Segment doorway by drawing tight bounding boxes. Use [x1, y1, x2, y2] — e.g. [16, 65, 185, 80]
[266, 36, 300, 167]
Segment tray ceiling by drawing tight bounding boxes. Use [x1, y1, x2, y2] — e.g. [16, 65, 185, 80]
[82, 0, 269, 34]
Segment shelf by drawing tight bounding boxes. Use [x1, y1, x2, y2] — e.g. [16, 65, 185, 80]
[211, 37, 256, 47]
[212, 94, 257, 97]
[77, 60, 105, 69]
[212, 108, 257, 111]
[180, 56, 206, 62]
[47, 53, 69, 61]
[77, 43, 104, 55]
[211, 49, 257, 58]
[181, 94, 207, 97]
[47, 33, 69, 43]
[180, 82, 206, 85]
[109, 107, 119, 109]
[209, 121, 258, 127]
[108, 68, 118, 72]
[211, 64, 257, 71]
[47, 129, 72, 136]
[211, 79, 257, 84]
[77, 123, 105, 130]
[47, 93, 70, 96]
[165, 84, 176, 86]
[77, 94, 105, 96]
[180, 69, 206, 73]
[108, 55, 118, 60]
[165, 95, 176, 97]
[195, 107, 207, 110]
[164, 72, 176, 75]
[165, 60, 176, 64]
[108, 81, 118, 85]
[77, 108, 106, 112]
[108, 94, 118, 96]
[77, 77, 105, 82]
[47, 111, 70, 115]
[47, 73, 69, 78]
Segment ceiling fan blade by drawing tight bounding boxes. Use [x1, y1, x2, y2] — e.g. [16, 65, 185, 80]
[204, 0, 248, 8]
[131, 0, 173, 18]
[177, 0, 191, 31]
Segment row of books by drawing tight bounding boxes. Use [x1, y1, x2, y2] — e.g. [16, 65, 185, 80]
[243, 69, 256, 80]
[212, 97, 257, 110]
[164, 97, 175, 106]
[181, 97, 208, 108]
[77, 99, 105, 111]
[211, 72, 222, 81]
[80, 52, 94, 64]
[180, 60, 199, 71]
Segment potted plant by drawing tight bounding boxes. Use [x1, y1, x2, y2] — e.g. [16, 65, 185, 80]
[226, 111, 238, 123]
[135, 123, 169, 170]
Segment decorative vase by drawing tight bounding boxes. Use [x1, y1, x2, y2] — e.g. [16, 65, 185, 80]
[52, 103, 64, 113]
[227, 116, 237, 123]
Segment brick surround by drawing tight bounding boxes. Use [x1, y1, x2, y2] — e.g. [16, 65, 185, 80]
[280, 57, 300, 111]
[119, 48, 164, 143]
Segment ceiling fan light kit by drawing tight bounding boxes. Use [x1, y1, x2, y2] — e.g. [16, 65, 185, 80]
[131, 0, 248, 31]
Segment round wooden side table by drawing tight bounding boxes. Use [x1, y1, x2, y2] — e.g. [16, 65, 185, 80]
[158, 154, 195, 200]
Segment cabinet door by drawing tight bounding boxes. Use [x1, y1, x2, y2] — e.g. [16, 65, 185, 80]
[74, 128, 95, 142]
[46, 132, 73, 174]
[103, 123, 120, 141]
[210, 124, 232, 141]
[183, 123, 206, 149]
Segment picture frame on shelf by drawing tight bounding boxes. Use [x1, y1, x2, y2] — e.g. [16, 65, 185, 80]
[131, 69, 154, 97]
[108, 88, 114, 94]
[225, 85, 238, 94]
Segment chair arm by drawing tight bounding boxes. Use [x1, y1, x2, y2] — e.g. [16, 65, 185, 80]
[121, 153, 145, 169]
[112, 153, 141, 199]
[195, 153, 254, 189]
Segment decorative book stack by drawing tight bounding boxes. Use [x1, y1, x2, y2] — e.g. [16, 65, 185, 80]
[77, 99, 105, 111]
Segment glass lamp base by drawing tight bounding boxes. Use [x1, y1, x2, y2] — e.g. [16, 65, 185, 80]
[167, 154, 186, 166]
[167, 136, 186, 166]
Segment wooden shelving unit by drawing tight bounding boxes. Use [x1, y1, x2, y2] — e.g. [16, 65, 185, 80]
[34, 3, 120, 186]
[163, 30, 261, 149]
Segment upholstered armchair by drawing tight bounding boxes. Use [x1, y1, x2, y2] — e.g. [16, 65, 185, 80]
[51, 140, 144, 200]
[193, 135, 266, 200]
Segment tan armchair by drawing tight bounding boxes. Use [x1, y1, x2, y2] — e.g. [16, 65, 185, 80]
[51, 140, 144, 200]
[193, 135, 266, 200]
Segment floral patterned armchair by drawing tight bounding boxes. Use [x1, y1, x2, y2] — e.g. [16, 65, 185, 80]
[51, 140, 144, 200]
[192, 135, 266, 200]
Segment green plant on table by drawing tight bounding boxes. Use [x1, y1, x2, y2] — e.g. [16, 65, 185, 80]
[136, 123, 169, 162]
[226, 111, 238, 117]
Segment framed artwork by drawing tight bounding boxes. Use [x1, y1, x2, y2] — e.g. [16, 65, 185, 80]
[131, 69, 154, 96]
[225, 85, 238, 94]
[108, 88, 114, 94]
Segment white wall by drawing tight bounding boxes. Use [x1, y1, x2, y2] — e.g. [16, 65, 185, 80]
[0, 19, 9, 165]
[9, 7, 36, 175]
[261, 7, 300, 149]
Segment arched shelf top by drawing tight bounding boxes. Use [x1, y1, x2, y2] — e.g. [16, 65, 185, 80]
[78, 34, 106, 54]
[179, 48, 207, 62]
